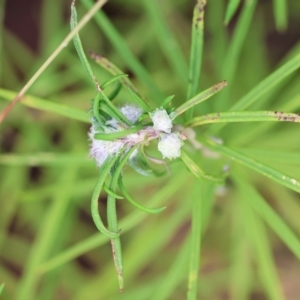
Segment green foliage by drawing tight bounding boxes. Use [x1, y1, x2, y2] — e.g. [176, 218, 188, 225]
[1, 0, 300, 299]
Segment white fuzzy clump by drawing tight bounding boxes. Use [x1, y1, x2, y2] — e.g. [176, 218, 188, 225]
[89, 126, 124, 167]
[89, 104, 145, 167]
[105, 104, 143, 129]
[158, 133, 183, 160]
[120, 104, 143, 123]
[150, 109, 173, 133]
[89, 105, 185, 167]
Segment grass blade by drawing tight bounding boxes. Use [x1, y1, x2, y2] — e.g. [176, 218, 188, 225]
[90, 52, 152, 111]
[81, 0, 164, 102]
[224, 0, 241, 25]
[216, 0, 257, 111]
[141, 0, 188, 85]
[187, 179, 210, 300]
[0, 88, 89, 122]
[94, 125, 143, 141]
[235, 176, 285, 300]
[205, 139, 300, 193]
[0, 0, 107, 123]
[118, 177, 166, 214]
[36, 173, 187, 274]
[187, 110, 300, 127]
[0, 153, 90, 166]
[236, 176, 300, 260]
[172, 81, 227, 119]
[70, 1, 95, 85]
[91, 155, 122, 239]
[272, 0, 288, 31]
[186, 0, 206, 120]
[106, 147, 137, 291]
[181, 150, 225, 183]
[211, 53, 300, 133]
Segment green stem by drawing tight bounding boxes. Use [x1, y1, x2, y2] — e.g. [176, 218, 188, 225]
[106, 147, 136, 291]
[91, 154, 123, 238]
[90, 53, 152, 112]
[118, 177, 166, 214]
[181, 150, 225, 183]
[186, 0, 206, 120]
[187, 180, 203, 300]
[172, 81, 227, 119]
[94, 125, 143, 141]
[187, 110, 300, 127]
[204, 139, 300, 193]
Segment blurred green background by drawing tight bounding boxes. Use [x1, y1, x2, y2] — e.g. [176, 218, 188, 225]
[1, 0, 300, 299]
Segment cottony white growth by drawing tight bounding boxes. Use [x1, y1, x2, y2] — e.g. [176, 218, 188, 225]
[89, 105, 184, 167]
[149, 108, 173, 133]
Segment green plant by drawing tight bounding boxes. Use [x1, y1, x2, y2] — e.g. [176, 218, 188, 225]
[1, 0, 300, 299]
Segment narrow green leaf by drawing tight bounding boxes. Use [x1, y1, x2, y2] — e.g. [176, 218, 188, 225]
[81, 0, 164, 102]
[101, 74, 128, 90]
[105, 146, 137, 291]
[206, 139, 300, 193]
[236, 177, 285, 300]
[216, 0, 257, 111]
[272, 0, 288, 32]
[90, 52, 152, 112]
[98, 100, 132, 126]
[231, 53, 300, 111]
[224, 0, 241, 24]
[187, 180, 205, 300]
[181, 150, 225, 183]
[141, 0, 188, 85]
[172, 81, 227, 119]
[0, 0, 107, 124]
[36, 173, 187, 274]
[186, 0, 206, 120]
[212, 53, 300, 133]
[92, 92, 105, 125]
[0, 153, 90, 166]
[94, 125, 143, 141]
[161, 95, 175, 109]
[118, 177, 166, 214]
[187, 110, 300, 127]
[127, 89, 152, 113]
[91, 154, 122, 238]
[0, 283, 4, 295]
[235, 176, 300, 260]
[103, 184, 124, 199]
[107, 81, 122, 101]
[70, 1, 95, 85]
[0, 88, 89, 123]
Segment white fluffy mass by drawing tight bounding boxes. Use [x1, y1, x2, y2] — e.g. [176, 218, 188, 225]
[89, 126, 124, 167]
[120, 104, 143, 123]
[89, 105, 143, 167]
[150, 109, 173, 133]
[157, 133, 183, 160]
[89, 105, 185, 167]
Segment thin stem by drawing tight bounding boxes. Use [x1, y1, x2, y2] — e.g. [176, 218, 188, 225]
[106, 147, 136, 291]
[187, 180, 203, 300]
[181, 150, 225, 183]
[204, 138, 300, 194]
[91, 154, 122, 238]
[186, 0, 206, 120]
[187, 110, 300, 127]
[94, 125, 143, 141]
[118, 177, 166, 214]
[0, 0, 107, 123]
[172, 81, 227, 119]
